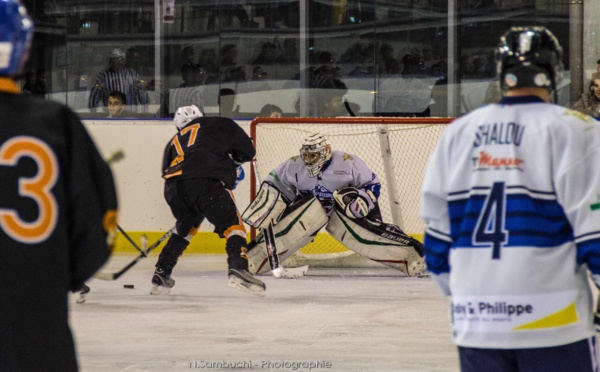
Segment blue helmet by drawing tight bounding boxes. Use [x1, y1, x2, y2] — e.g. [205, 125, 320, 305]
[0, 0, 33, 76]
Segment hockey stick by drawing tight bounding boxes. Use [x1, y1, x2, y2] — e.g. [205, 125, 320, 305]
[105, 149, 125, 165]
[94, 228, 173, 281]
[117, 224, 147, 257]
[104, 150, 148, 258]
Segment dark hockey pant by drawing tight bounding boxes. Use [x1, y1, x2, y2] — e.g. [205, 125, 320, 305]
[156, 178, 248, 275]
[458, 336, 598, 372]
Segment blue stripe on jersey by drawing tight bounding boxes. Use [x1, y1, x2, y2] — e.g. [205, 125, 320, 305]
[577, 236, 600, 274]
[364, 183, 381, 199]
[448, 193, 573, 248]
[423, 233, 451, 274]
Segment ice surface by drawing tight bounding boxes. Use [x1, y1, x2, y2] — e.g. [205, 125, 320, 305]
[70, 254, 459, 372]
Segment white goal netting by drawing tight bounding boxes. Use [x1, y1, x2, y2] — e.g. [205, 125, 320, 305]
[251, 117, 450, 267]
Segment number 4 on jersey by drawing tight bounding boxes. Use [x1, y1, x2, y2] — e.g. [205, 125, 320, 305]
[473, 182, 508, 259]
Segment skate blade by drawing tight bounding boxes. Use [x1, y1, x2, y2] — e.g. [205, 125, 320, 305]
[227, 276, 265, 297]
[150, 284, 171, 295]
[75, 293, 87, 304]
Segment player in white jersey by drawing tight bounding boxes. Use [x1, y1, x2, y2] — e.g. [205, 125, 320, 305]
[243, 133, 426, 277]
[420, 26, 600, 371]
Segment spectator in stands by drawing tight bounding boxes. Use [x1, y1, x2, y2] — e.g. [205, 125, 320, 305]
[179, 46, 196, 68]
[317, 82, 348, 117]
[597, 59, 600, 74]
[106, 91, 129, 118]
[571, 72, 600, 118]
[169, 64, 205, 115]
[206, 1, 258, 29]
[253, 42, 279, 65]
[251, 66, 267, 81]
[275, 38, 299, 65]
[259, 104, 283, 118]
[88, 48, 149, 113]
[375, 53, 432, 117]
[219, 88, 240, 117]
[179, 63, 206, 88]
[198, 48, 219, 78]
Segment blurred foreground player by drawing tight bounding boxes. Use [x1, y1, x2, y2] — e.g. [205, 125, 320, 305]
[152, 105, 265, 296]
[0, 1, 118, 370]
[421, 26, 600, 371]
[243, 133, 425, 277]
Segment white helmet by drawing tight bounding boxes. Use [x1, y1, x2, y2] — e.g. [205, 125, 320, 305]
[174, 105, 203, 130]
[300, 133, 332, 178]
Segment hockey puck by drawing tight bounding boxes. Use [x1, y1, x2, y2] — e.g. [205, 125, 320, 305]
[124, 284, 134, 289]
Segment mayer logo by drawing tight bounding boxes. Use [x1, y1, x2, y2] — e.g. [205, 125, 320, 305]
[472, 150, 524, 170]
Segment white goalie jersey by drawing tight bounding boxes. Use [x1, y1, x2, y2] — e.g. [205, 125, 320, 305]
[264, 150, 380, 215]
[421, 97, 600, 349]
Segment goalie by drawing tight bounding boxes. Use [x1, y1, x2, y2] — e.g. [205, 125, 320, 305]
[242, 133, 426, 277]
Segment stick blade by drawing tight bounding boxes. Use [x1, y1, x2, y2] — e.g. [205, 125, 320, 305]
[280, 265, 309, 279]
[93, 271, 116, 281]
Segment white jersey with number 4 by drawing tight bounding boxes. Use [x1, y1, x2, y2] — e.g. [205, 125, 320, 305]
[265, 150, 380, 216]
[420, 96, 600, 349]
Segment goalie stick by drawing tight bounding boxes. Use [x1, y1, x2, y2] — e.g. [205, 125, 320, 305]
[252, 160, 308, 279]
[252, 159, 283, 278]
[94, 228, 173, 281]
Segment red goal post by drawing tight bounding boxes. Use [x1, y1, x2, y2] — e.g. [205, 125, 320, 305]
[250, 117, 452, 264]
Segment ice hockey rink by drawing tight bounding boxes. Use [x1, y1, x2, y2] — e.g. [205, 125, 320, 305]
[70, 254, 459, 372]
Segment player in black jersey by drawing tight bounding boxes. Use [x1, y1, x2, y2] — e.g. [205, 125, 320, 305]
[152, 105, 265, 296]
[0, 2, 118, 370]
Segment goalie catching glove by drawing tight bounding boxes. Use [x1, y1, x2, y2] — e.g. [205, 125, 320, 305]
[242, 182, 288, 229]
[333, 187, 375, 219]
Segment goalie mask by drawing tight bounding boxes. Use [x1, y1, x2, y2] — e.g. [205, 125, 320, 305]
[300, 133, 332, 178]
[174, 105, 203, 130]
[0, 0, 33, 77]
[496, 26, 563, 94]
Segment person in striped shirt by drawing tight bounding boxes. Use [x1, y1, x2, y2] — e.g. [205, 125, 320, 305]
[88, 48, 149, 114]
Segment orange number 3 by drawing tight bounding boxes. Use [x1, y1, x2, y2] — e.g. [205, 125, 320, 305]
[0, 136, 58, 244]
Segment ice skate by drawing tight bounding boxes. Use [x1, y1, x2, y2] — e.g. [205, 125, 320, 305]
[74, 284, 90, 304]
[150, 269, 175, 295]
[228, 268, 266, 297]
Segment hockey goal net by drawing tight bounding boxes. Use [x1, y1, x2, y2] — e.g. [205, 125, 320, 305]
[250, 117, 451, 268]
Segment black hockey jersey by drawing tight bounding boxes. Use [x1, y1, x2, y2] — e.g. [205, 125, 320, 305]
[0, 78, 118, 371]
[162, 116, 255, 189]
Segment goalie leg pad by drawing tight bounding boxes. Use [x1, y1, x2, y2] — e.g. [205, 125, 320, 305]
[242, 182, 287, 229]
[248, 195, 328, 274]
[326, 209, 425, 277]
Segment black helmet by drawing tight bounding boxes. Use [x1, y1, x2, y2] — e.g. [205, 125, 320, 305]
[496, 26, 563, 93]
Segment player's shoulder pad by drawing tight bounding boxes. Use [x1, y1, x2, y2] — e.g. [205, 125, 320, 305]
[562, 108, 598, 124]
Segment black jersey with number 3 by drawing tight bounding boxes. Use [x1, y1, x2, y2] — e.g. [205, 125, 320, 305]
[162, 116, 255, 189]
[0, 78, 118, 371]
